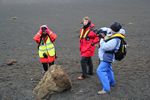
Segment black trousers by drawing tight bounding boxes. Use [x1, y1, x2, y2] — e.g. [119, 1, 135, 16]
[42, 62, 54, 71]
[81, 57, 93, 77]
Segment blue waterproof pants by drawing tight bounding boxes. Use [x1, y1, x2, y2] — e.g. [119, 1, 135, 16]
[97, 61, 115, 92]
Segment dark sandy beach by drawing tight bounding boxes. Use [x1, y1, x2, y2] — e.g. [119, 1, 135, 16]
[0, 0, 150, 99]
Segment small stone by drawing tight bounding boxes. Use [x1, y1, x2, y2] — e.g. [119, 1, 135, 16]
[11, 16, 18, 20]
[7, 59, 17, 66]
[31, 78, 33, 81]
[128, 22, 133, 25]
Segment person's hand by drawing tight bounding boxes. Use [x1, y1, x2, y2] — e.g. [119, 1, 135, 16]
[86, 36, 90, 41]
[104, 36, 110, 40]
[100, 38, 104, 44]
[93, 29, 98, 33]
[91, 43, 95, 46]
[43, 53, 48, 58]
[101, 33, 105, 38]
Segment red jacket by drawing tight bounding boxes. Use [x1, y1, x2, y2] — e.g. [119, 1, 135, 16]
[33, 25, 57, 63]
[80, 25, 99, 57]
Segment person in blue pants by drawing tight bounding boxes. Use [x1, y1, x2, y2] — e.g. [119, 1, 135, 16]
[97, 22, 124, 94]
[97, 61, 116, 93]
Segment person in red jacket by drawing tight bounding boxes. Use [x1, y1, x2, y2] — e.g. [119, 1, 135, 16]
[33, 25, 57, 72]
[78, 17, 99, 80]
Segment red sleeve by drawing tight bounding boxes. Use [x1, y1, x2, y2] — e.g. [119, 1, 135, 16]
[33, 32, 41, 44]
[49, 31, 57, 42]
[92, 31, 100, 44]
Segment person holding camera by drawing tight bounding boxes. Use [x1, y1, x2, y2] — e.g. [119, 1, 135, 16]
[96, 22, 125, 94]
[33, 25, 57, 72]
[78, 16, 99, 80]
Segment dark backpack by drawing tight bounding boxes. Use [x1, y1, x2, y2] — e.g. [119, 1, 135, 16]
[115, 37, 127, 61]
[105, 37, 127, 61]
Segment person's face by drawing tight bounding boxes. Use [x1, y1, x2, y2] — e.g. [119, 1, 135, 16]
[42, 30, 47, 34]
[83, 19, 89, 26]
[41, 27, 47, 34]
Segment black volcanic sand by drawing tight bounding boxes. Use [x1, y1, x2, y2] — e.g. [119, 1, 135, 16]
[0, 0, 150, 99]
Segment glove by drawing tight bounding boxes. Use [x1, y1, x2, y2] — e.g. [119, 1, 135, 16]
[93, 29, 98, 33]
[91, 43, 95, 46]
[43, 53, 48, 58]
[86, 36, 90, 41]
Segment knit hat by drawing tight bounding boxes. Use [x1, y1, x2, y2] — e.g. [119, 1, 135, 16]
[110, 22, 122, 32]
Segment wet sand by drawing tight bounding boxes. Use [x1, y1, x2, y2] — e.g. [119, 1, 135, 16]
[0, 0, 150, 99]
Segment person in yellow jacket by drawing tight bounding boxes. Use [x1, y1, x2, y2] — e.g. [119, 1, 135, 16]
[33, 25, 57, 72]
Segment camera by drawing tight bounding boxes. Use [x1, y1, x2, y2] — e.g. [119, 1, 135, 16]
[94, 28, 107, 38]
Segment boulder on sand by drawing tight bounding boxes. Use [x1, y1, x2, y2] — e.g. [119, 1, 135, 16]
[33, 65, 72, 100]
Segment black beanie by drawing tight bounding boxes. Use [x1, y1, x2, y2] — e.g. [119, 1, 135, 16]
[110, 22, 122, 32]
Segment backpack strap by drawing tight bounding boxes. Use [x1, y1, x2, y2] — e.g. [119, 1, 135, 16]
[105, 33, 125, 41]
[104, 34, 125, 53]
